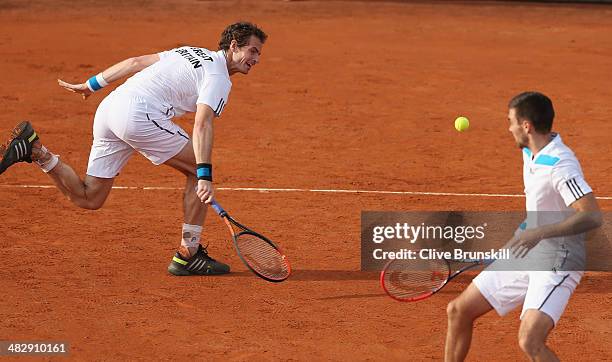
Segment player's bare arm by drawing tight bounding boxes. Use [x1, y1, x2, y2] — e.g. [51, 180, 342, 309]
[193, 103, 215, 204]
[57, 53, 161, 99]
[509, 193, 603, 258]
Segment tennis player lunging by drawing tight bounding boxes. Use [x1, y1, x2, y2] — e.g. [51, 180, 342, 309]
[0, 22, 267, 276]
[444, 92, 602, 361]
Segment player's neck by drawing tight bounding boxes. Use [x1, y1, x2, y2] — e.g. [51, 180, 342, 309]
[223, 50, 239, 76]
[227, 65, 238, 75]
[527, 132, 554, 157]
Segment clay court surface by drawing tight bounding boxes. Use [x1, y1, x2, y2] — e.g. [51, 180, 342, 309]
[1, 0, 611, 360]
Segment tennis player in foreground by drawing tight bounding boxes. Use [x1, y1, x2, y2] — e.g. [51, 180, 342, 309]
[444, 92, 602, 361]
[0, 22, 267, 276]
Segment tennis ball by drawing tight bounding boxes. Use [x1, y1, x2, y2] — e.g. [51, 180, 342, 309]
[454, 116, 470, 132]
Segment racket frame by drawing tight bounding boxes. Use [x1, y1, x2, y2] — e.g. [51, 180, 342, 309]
[211, 200, 291, 282]
[380, 258, 490, 302]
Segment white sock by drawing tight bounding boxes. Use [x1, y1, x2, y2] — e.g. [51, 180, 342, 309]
[181, 223, 202, 251]
[35, 146, 59, 173]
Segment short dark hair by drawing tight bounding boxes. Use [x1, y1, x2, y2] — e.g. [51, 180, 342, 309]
[508, 91, 555, 133]
[218, 22, 267, 51]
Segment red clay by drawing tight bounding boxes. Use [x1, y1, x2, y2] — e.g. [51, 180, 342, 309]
[1, 1, 610, 360]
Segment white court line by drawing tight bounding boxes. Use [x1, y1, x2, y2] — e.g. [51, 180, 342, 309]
[1, 184, 611, 200]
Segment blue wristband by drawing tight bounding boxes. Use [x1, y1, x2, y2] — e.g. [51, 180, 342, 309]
[86, 74, 108, 92]
[196, 163, 212, 181]
[87, 76, 102, 91]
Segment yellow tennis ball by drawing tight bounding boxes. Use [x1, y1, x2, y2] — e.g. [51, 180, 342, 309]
[454, 116, 470, 132]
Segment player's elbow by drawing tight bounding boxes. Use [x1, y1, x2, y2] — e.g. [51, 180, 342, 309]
[591, 210, 603, 229]
[130, 55, 156, 72]
[193, 113, 214, 132]
[124, 57, 140, 71]
[583, 209, 604, 231]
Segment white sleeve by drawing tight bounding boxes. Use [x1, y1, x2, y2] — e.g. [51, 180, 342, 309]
[157, 49, 174, 59]
[196, 75, 231, 117]
[551, 158, 593, 206]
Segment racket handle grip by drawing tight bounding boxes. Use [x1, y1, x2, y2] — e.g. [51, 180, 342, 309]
[210, 199, 225, 216]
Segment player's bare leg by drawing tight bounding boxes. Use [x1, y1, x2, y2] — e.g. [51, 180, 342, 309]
[518, 309, 558, 362]
[164, 141, 229, 276]
[165, 141, 208, 257]
[445, 283, 494, 362]
[0, 121, 114, 209]
[32, 141, 115, 210]
[165, 141, 206, 225]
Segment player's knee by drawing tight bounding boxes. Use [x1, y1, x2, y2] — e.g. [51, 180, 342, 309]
[80, 201, 103, 210]
[72, 196, 105, 210]
[447, 298, 480, 323]
[86, 201, 104, 210]
[446, 299, 463, 320]
[518, 333, 544, 357]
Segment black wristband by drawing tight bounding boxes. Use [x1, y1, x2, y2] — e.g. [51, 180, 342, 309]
[196, 163, 212, 181]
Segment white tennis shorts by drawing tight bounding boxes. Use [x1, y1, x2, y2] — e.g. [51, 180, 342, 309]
[473, 270, 582, 325]
[87, 91, 190, 178]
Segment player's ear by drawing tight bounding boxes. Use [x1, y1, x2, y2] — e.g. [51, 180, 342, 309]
[229, 39, 238, 53]
[521, 119, 531, 132]
[523, 119, 535, 133]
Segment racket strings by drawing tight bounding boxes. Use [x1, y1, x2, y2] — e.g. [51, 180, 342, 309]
[236, 233, 289, 280]
[383, 259, 449, 300]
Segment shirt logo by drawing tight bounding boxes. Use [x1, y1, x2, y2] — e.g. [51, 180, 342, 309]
[175, 47, 213, 69]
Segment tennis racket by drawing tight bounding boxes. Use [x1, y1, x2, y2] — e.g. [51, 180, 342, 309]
[210, 199, 291, 282]
[380, 256, 492, 302]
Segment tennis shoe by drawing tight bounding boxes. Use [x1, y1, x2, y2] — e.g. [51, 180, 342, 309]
[168, 244, 230, 276]
[0, 121, 39, 175]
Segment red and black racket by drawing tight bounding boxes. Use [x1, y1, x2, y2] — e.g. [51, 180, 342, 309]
[210, 199, 291, 282]
[380, 257, 491, 302]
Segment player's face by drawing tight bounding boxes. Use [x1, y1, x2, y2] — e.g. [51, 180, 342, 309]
[508, 108, 528, 148]
[231, 35, 263, 75]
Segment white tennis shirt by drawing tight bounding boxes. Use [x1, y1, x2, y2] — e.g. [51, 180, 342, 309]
[522, 133, 592, 211]
[520, 133, 592, 270]
[117, 46, 232, 118]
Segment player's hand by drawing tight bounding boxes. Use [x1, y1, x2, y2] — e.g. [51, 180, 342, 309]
[196, 179, 214, 204]
[58, 79, 93, 100]
[507, 229, 543, 258]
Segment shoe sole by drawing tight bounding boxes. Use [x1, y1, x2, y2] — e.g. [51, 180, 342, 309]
[168, 263, 192, 276]
[167, 261, 230, 276]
